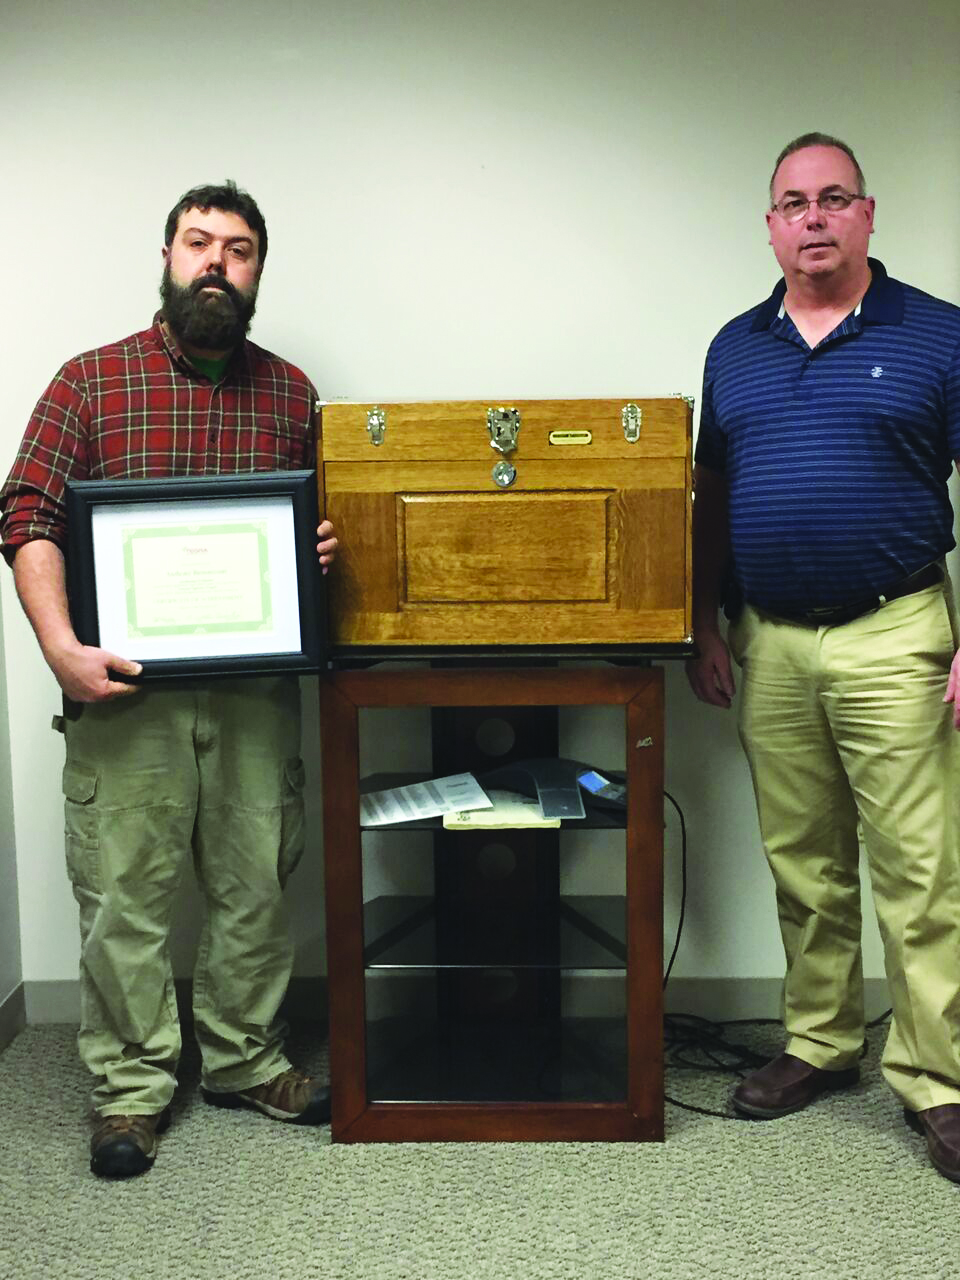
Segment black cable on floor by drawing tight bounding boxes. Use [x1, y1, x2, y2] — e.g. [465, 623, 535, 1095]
[665, 1012, 772, 1073]
[663, 1013, 775, 1119]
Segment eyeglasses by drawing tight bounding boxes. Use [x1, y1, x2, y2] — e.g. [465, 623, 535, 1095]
[771, 189, 866, 223]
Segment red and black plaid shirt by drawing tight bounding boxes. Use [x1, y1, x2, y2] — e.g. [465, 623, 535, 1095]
[0, 314, 317, 560]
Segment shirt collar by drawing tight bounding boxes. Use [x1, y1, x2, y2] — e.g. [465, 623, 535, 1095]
[749, 258, 904, 332]
[153, 312, 247, 379]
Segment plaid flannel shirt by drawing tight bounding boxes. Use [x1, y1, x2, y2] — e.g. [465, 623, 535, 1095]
[0, 314, 318, 561]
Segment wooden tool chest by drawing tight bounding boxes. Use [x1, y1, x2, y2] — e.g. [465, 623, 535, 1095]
[319, 398, 692, 649]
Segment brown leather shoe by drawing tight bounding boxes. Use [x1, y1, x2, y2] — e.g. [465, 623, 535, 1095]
[732, 1052, 859, 1118]
[90, 1108, 171, 1179]
[905, 1105, 960, 1183]
[202, 1067, 331, 1125]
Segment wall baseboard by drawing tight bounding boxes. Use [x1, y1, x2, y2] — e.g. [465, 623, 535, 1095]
[663, 977, 890, 1022]
[24, 977, 330, 1027]
[24, 980, 81, 1024]
[0, 982, 27, 1052]
[22, 976, 889, 1027]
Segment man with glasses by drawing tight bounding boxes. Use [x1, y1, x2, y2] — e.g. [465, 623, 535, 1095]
[687, 132, 960, 1182]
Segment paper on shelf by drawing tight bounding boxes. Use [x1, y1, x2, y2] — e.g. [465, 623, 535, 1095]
[360, 773, 492, 827]
[442, 789, 561, 829]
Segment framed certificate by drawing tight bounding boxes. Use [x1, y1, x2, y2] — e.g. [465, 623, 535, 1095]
[65, 471, 326, 679]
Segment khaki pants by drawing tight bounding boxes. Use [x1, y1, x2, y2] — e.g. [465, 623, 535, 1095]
[730, 581, 960, 1111]
[62, 677, 305, 1116]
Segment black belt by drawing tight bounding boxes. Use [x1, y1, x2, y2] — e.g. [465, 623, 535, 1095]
[759, 563, 943, 627]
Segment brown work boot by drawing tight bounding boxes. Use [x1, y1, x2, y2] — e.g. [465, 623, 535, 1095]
[732, 1052, 859, 1118]
[202, 1067, 330, 1125]
[905, 1105, 960, 1183]
[90, 1108, 171, 1179]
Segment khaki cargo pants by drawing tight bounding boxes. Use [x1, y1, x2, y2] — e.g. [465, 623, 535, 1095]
[730, 580, 960, 1112]
[62, 677, 305, 1117]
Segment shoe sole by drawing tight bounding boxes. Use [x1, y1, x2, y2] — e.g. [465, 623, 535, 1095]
[904, 1109, 960, 1184]
[733, 1070, 859, 1119]
[201, 1086, 331, 1126]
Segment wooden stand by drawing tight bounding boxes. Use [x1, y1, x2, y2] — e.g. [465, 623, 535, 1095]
[320, 664, 664, 1142]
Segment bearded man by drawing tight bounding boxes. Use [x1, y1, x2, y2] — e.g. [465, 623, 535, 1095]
[0, 181, 338, 1179]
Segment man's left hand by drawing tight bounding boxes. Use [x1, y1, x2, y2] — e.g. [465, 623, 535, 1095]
[317, 519, 338, 574]
[945, 648, 960, 730]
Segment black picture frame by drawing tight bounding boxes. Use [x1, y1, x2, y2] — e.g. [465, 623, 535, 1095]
[65, 470, 326, 680]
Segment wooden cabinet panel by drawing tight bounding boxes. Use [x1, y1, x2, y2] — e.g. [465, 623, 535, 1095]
[402, 492, 608, 603]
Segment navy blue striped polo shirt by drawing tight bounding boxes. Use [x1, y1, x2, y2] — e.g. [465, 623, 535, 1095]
[695, 258, 960, 612]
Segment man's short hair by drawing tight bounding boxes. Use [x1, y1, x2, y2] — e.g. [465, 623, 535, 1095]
[769, 133, 867, 203]
[164, 180, 268, 264]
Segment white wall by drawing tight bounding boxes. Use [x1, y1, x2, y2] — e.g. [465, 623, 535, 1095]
[0, 585, 22, 1008]
[2, 0, 959, 993]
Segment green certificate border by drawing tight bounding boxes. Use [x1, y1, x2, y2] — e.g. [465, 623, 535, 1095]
[122, 521, 272, 638]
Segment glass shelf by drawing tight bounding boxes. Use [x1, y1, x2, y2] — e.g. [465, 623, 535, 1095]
[363, 894, 627, 969]
[365, 1010, 627, 1103]
[359, 773, 627, 831]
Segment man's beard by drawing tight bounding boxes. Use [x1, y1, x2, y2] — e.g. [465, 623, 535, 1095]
[160, 264, 257, 351]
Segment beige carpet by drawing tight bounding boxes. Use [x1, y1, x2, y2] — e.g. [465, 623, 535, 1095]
[1, 1021, 958, 1280]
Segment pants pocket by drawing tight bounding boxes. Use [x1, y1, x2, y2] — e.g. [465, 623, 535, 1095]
[727, 606, 754, 668]
[63, 762, 101, 898]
